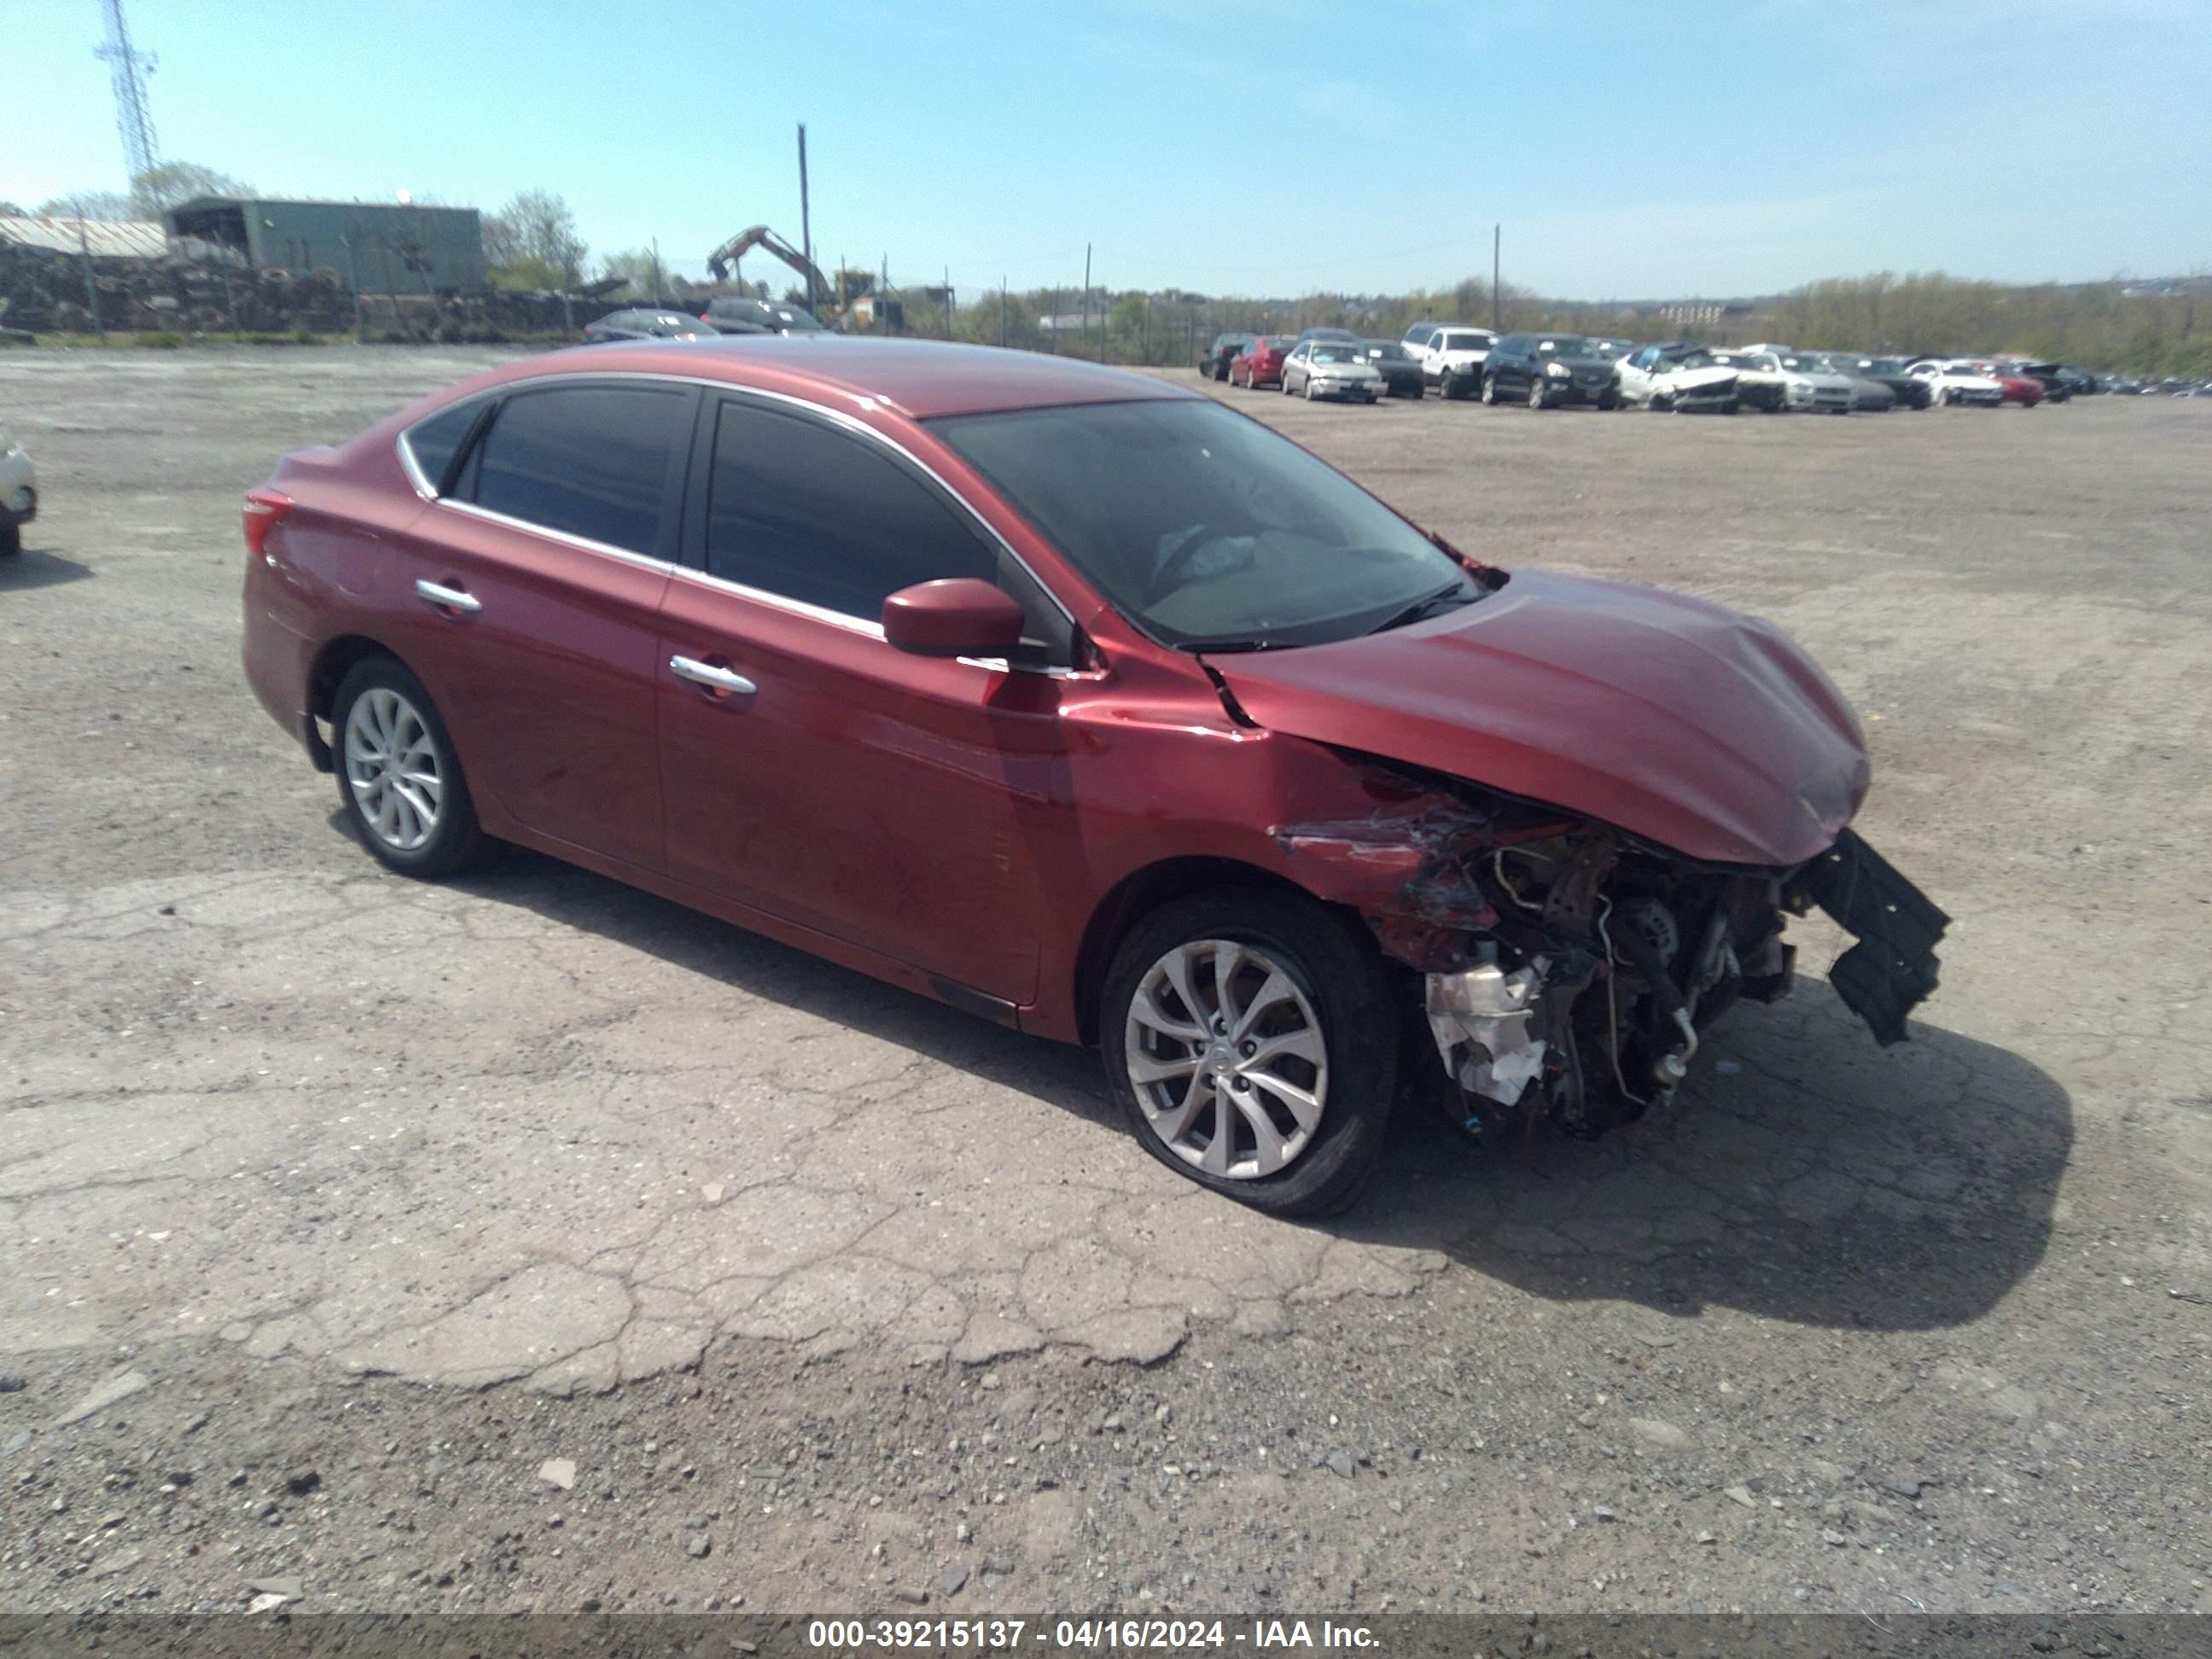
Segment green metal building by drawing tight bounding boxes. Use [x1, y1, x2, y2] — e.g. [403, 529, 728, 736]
[167, 197, 487, 292]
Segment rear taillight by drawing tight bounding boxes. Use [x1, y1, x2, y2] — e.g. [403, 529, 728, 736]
[243, 488, 294, 560]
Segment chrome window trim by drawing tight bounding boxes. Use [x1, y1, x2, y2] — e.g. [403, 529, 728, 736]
[392, 369, 1086, 671]
[436, 498, 675, 575]
[669, 562, 887, 639]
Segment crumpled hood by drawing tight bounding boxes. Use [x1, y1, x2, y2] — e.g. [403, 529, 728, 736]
[1210, 569, 1871, 866]
[1662, 366, 1738, 393]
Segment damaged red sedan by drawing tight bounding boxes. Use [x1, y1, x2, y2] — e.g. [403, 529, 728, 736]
[242, 339, 1946, 1216]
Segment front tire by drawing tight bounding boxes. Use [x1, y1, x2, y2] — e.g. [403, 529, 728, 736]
[332, 655, 485, 880]
[1102, 891, 1398, 1218]
[1479, 374, 1498, 405]
[0, 517, 19, 558]
[1527, 375, 1549, 409]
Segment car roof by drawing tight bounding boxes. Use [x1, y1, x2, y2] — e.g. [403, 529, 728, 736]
[474, 336, 1196, 421]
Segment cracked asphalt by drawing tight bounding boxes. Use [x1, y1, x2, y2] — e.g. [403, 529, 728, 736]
[1, 349, 2207, 1618]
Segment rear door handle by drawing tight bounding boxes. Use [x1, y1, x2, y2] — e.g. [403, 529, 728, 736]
[415, 579, 481, 614]
[670, 655, 757, 696]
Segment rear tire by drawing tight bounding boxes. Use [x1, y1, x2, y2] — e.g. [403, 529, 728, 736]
[331, 655, 486, 880]
[1101, 891, 1398, 1218]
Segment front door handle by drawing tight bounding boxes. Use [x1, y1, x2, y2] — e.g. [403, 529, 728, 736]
[415, 579, 481, 614]
[670, 655, 757, 696]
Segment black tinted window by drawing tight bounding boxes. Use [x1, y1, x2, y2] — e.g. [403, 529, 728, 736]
[705, 400, 994, 620]
[468, 384, 688, 556]
[405, 399, 481, 494]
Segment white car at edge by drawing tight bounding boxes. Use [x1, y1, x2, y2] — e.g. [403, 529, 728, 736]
[0, 419, 35, 556]
[1908, 358, 2005, 407]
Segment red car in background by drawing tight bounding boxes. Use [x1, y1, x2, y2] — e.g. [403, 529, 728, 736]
[1227, 335, 1297, 389]
[1969, 360, 2046, 406]
[240, 338, 1943, 1217]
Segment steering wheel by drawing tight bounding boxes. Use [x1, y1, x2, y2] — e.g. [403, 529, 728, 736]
[1143, 522, 1224, 606]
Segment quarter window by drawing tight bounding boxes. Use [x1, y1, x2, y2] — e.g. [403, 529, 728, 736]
[703, 399, 997, 622]
[402, 399, 482, 494]
[465, 383, 689, 556]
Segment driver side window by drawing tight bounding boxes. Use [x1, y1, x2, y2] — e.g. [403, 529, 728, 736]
[701, 398, 1069, 664]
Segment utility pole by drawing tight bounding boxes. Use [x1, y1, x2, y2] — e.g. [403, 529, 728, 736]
[650, 236, 663, 306]
[881, 253, 889, 334]
[999, 276, 1007, 348]
[343, 232, 364, 343]
[1493, 224, 1502, 332]
[945, 264, 952, 340]
[797, 124, 818, 314]
[73, 208, 105, 342]
[1081, 244, 1092, 358]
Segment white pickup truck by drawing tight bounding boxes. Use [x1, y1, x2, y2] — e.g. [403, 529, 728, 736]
[1418, 327, 1499, 399]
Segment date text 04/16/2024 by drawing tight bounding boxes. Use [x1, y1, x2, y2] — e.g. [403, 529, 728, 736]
[804, 1620, 1380, 1650]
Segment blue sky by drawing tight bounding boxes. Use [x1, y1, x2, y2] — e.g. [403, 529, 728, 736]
[12, 0, 2207, 300]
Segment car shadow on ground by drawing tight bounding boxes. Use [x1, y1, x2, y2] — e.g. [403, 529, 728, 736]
[0, 546, 94, 591]
[446, 845, 2067, 1337]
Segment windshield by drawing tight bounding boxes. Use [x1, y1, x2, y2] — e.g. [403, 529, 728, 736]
[1862, 357, 1902, 373]
[1536, 336, 1592, 356]
[1309, 346, 1361, 364]
[1363, 341, 1410, 359]
[1666, 347, 1717, 369]
[1440, 331, 1492, 352]
[930, 399, 1481, 652]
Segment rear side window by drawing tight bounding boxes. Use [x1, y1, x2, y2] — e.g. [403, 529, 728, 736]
[402, 399, 482, 494]
[465, 384, 690, 556]
[703, 400, 995, 620]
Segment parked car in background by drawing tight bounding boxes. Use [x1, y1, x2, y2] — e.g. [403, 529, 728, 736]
[1282, 341, 1384, 402]
[1198, 332, 1256, 380]
[1996, 360, 2069, 403]
[1585, 336, 1638, 364]
[1963, 359, 2045, 407]
[1909, 359, 2005, 407]
[1762, 352, 1858, 414]
[1807, 354, 1897, 411]
[1228, 335, 1298, 389]
[1400, 320, 1443, 358]
[238, 336, 1941, 1216]
[1356, 340, 1426, 398]
[1707, 350, 1790, 411]
[1831, 355, 1931, 410]
[1480, 334, 1623, 409]
[1295, 327, 1361, 345]
[1616, 343, 1741, 412]
[1421, 328, 1499, 399]
[701, 296, 828, 335]
[584, 309, 722, 344]
[0, 417, 35, 556]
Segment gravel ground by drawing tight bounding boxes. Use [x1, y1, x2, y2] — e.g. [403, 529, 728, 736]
[1, 347, 2207, 1621]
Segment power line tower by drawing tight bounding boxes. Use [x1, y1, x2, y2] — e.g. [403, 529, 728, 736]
[94, 0, 161, 187]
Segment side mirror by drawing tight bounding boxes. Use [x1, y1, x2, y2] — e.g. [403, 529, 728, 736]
[882, 579, 1026, 659]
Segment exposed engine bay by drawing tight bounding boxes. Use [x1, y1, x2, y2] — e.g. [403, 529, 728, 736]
[1276, 765, 1949, 1139]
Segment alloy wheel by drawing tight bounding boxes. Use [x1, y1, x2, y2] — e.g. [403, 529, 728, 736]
[1123, 938, 1328, 1179]
[344, 687, 444, 852]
